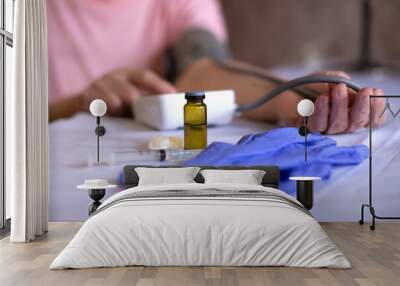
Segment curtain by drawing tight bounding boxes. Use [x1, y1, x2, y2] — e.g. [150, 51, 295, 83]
[7, 0, 49, 242]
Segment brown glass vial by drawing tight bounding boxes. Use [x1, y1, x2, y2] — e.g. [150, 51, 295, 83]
[184, 91, 207, 149]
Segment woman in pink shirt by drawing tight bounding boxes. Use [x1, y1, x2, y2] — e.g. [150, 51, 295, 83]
[47, 0, 227, 117]
[47, 0, 385, 134]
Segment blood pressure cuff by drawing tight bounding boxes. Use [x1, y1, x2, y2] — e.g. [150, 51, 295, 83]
[184, 127, 368, 194]
[167, 28, 230, 82]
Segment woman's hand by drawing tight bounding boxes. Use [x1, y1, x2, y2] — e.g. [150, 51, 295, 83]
[49, 68, 176, 121]
[303, 71, 386, 134]
[79, 68, 176, 116]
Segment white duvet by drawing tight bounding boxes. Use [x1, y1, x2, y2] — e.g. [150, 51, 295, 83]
[50, 183, 350, 269]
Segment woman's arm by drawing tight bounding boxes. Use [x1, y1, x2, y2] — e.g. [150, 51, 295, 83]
[176, 58, 302, 125]
[176, 58, 386, 134]
[49, 94, 84, 122]
[49, 68, 176, 122]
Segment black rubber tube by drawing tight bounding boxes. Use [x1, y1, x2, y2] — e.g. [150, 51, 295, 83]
[236, 75, 362, 112]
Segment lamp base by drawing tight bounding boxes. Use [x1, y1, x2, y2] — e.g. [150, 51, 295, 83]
[296, 180, 314, 210]
[88, 189, 106, 215]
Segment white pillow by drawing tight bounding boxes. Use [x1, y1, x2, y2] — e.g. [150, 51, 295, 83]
[135, 167, 200, 186]
[200, 169, 266, 185]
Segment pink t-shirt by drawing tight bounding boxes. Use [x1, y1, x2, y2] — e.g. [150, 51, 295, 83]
[47, 0, 227, 102]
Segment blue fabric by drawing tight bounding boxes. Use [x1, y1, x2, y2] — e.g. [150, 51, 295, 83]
[184, 128, 368, 194]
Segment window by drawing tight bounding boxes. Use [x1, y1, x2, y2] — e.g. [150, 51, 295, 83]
[0, 0, 14, 232]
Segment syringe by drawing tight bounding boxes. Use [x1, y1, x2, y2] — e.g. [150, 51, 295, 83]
[94, 149, 202, 165]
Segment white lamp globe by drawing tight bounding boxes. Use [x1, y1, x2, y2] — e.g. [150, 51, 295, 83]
[297, 99, 315, 117]
[89, 99, 107, 117]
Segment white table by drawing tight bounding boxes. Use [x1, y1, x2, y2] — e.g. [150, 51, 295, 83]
[77, 180, 117, 215]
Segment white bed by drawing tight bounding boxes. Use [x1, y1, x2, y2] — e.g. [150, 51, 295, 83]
[49, 68, 400, 222]
[50, 183, 350, 269]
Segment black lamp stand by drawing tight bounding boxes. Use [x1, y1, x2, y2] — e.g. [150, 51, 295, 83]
[95, 116, 106, 163]
[88, 189, 106, 215]
[298, 116, 310, 162]
[296, 180, 314, 210]
[359, 95, 400, 230]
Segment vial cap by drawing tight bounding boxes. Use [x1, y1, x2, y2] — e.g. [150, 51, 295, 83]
[185, 91, 205, 100]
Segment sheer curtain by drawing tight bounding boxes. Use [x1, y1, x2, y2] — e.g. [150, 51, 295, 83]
[7, 0, 48, 242]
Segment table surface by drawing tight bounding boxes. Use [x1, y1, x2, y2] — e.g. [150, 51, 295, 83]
[289, 176, 322, 181]
[76, 184, 118, 190]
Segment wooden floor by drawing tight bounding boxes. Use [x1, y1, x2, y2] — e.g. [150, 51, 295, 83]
[0, 222, 399, 286]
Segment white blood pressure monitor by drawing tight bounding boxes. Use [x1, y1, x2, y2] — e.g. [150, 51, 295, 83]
[133, 90, 237, 130]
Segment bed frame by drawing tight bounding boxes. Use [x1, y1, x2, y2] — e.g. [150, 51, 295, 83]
[123, 165, 280, 189]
